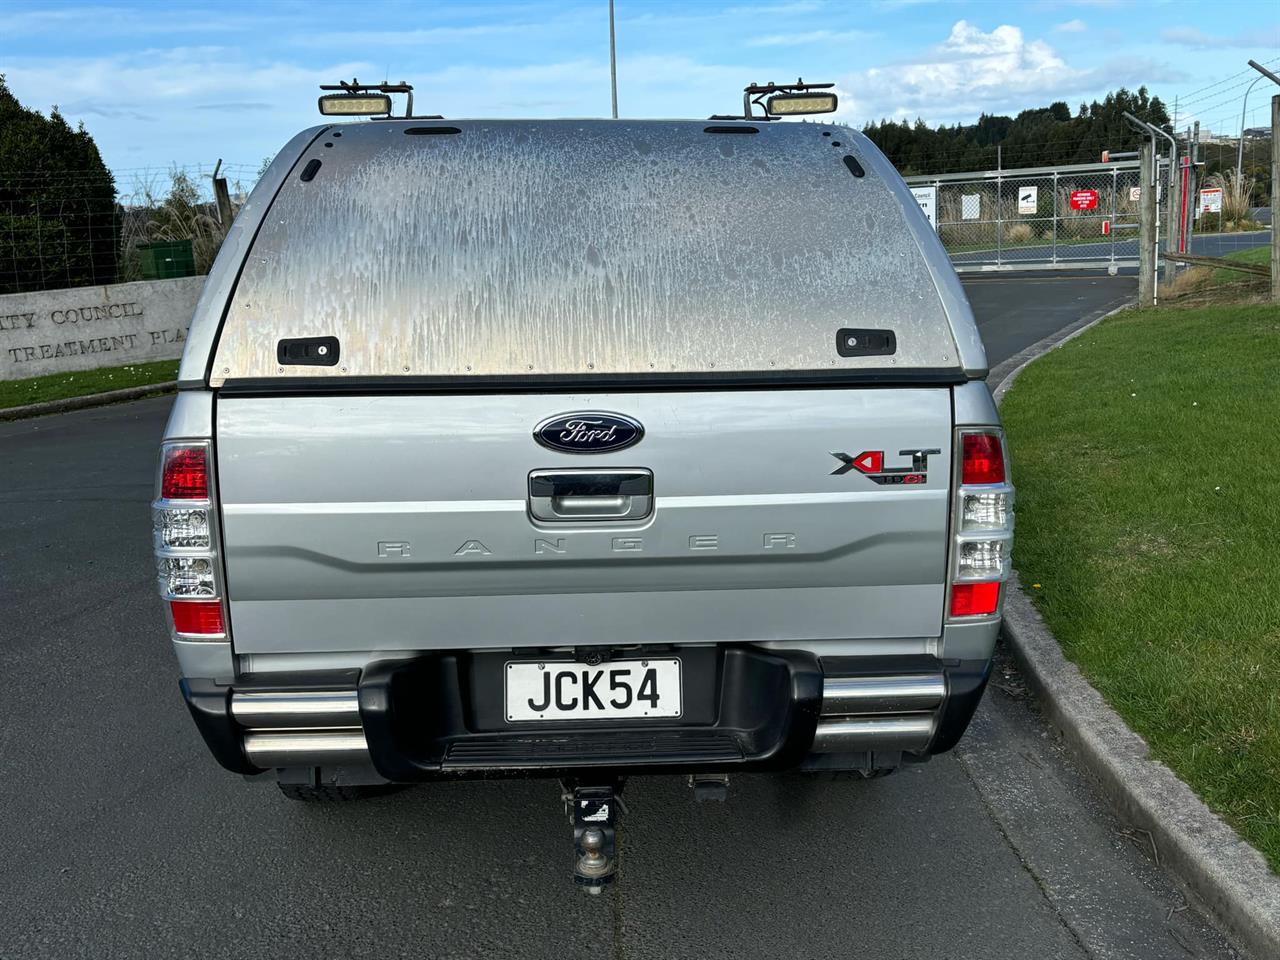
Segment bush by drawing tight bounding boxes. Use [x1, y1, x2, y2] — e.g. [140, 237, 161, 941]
[118, 170, 230, 281]
[0, 74, 119, 293]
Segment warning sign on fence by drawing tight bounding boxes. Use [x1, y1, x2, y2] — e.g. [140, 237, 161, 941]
[1069, 189, 1099, 211]
[1198, 187, 1222, 214]
[1129, 186, 1141, 202]
[909, 186, 937, 230]
[1017, 186, 1037, 215]
[961, 194, 981, 221]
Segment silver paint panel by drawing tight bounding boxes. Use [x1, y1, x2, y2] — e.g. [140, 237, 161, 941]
[951, 379, 1000, 427]
[215, 388, 953, 653]
[160, 389, 215, 441]
[210, 119, 965, 383]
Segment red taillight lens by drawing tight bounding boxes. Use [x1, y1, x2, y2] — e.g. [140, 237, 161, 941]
[962, 433, 1006, 485]
[161, 445, 209, 500]
[950, 581, 1001, 617]
[169, 600, 225, 635]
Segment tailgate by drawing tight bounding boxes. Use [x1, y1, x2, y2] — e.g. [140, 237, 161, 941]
[215, 389, 952, 654]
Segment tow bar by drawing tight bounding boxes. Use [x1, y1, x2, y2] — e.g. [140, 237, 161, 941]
[565, 781, 622, 894]
[563, 775, 730, 893]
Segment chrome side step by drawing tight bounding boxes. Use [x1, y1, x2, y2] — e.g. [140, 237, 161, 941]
[812, 716, 935, 753]
[230, 689, 369, 768]
[820, 675, 945, 716]
[811, 673, 945, 754]
[243, 729, 370, 768]
[231, 689, 360, 729]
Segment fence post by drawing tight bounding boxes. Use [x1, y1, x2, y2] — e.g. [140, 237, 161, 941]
[213, 177, 234, 229]
[1138, 142, 1156, 306]
[1163, 153, 1179, 284]
[1052, 171, 1059, 263]
[1272, 94, 1279, 302]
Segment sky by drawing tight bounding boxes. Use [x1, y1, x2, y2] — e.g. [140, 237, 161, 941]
[3, 0, 1279, 192]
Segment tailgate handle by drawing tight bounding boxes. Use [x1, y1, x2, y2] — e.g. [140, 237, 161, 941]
[529, 469, 653, 522]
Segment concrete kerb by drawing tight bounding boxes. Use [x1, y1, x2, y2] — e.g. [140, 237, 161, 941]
[0, 381, 176, 422]
[995, 302, 1280, 959]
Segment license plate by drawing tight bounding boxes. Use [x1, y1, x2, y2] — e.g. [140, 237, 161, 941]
[505, 658, 682, 722]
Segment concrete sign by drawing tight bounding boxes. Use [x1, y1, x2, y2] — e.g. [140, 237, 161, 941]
[0, 276, 203, 380]
[909, 186, 937, 230]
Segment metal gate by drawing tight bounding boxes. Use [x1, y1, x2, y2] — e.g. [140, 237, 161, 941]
[904, 161, 1145, 272]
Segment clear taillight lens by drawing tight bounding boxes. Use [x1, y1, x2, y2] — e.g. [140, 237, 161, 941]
[158, 556, 217, 598]
[153, 508, 210, 549]
[961, 492, 1012, 531]
[956, 538, 1012, 581]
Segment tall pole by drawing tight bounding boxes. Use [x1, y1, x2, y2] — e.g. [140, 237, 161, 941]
[608, 0, 618, 119]
[1271, 94, 1279, 302]
[1238, 75, 1264, 180]
[1138, 141, 1156, 306]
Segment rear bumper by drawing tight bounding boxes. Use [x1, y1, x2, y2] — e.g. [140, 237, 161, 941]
[180, 646, 991, 779]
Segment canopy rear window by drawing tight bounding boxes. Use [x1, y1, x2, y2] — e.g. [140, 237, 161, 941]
[210, 119, 958, 385]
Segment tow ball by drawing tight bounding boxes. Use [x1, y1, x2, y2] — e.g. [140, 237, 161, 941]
[565, 781, 622, 894]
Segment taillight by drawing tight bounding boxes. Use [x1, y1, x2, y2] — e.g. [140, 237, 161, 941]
[961, 432, 1005, 485]
[949, 582, 1001, 617]
[161, 445, 209, 499]
[154, 441, 226, 639]
[948, 429, 1013, 620]
[169, 600, 226, 635]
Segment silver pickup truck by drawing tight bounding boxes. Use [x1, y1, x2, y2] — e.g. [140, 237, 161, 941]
[155, 111, 1012, 888]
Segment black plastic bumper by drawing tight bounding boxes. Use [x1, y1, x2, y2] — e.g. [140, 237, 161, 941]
[180, 647, 991, 781]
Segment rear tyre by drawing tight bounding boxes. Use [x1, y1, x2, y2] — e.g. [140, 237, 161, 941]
[276, 782, 398, 802]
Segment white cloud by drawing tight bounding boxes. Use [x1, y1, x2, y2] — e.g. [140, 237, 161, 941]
[746, 29, 873, 47]
[834, 19, 1168, 125]
[1054, 19, 1088, 33]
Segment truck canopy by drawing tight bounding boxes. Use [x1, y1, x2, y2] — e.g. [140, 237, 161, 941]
[206, 118, 979, 386]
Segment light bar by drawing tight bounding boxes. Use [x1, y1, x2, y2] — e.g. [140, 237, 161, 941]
[318, 93, 392, 116]
[766, 93, 838, 116]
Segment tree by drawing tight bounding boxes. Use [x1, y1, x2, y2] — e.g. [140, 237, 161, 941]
[863, 86, 1171, 176]
[0, 75, 119, 294]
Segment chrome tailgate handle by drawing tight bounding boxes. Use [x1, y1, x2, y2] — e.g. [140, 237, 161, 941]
[529, 469, 653, 522]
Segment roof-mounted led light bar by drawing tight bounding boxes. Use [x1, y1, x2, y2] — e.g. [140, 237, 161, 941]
[742, 79, 837, 120]
[318, 79, 440, 120]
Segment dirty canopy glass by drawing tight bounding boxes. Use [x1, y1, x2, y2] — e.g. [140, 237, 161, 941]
[211, 119, 959, 382]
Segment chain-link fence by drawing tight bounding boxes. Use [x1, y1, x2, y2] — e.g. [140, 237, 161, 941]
[0, 164, 259, 295]
[905, 161, 1145, 271]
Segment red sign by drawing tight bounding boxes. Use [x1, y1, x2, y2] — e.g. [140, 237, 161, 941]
[1070, 189, 1099, 211]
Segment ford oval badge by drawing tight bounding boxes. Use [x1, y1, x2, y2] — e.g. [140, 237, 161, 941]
[534, 412, 644, 454]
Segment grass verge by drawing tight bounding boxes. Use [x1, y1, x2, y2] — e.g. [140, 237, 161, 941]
[1169, 244, 1271, 301]
[1001, 302, 1280, 871]
[0, 359, 178, 410]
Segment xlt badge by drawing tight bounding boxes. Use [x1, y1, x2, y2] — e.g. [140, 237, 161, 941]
[831, 448, 940, 484]
[534, 412, 644, 454]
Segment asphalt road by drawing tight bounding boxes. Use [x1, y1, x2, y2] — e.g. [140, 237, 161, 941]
[0, 272, 1243, 959]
